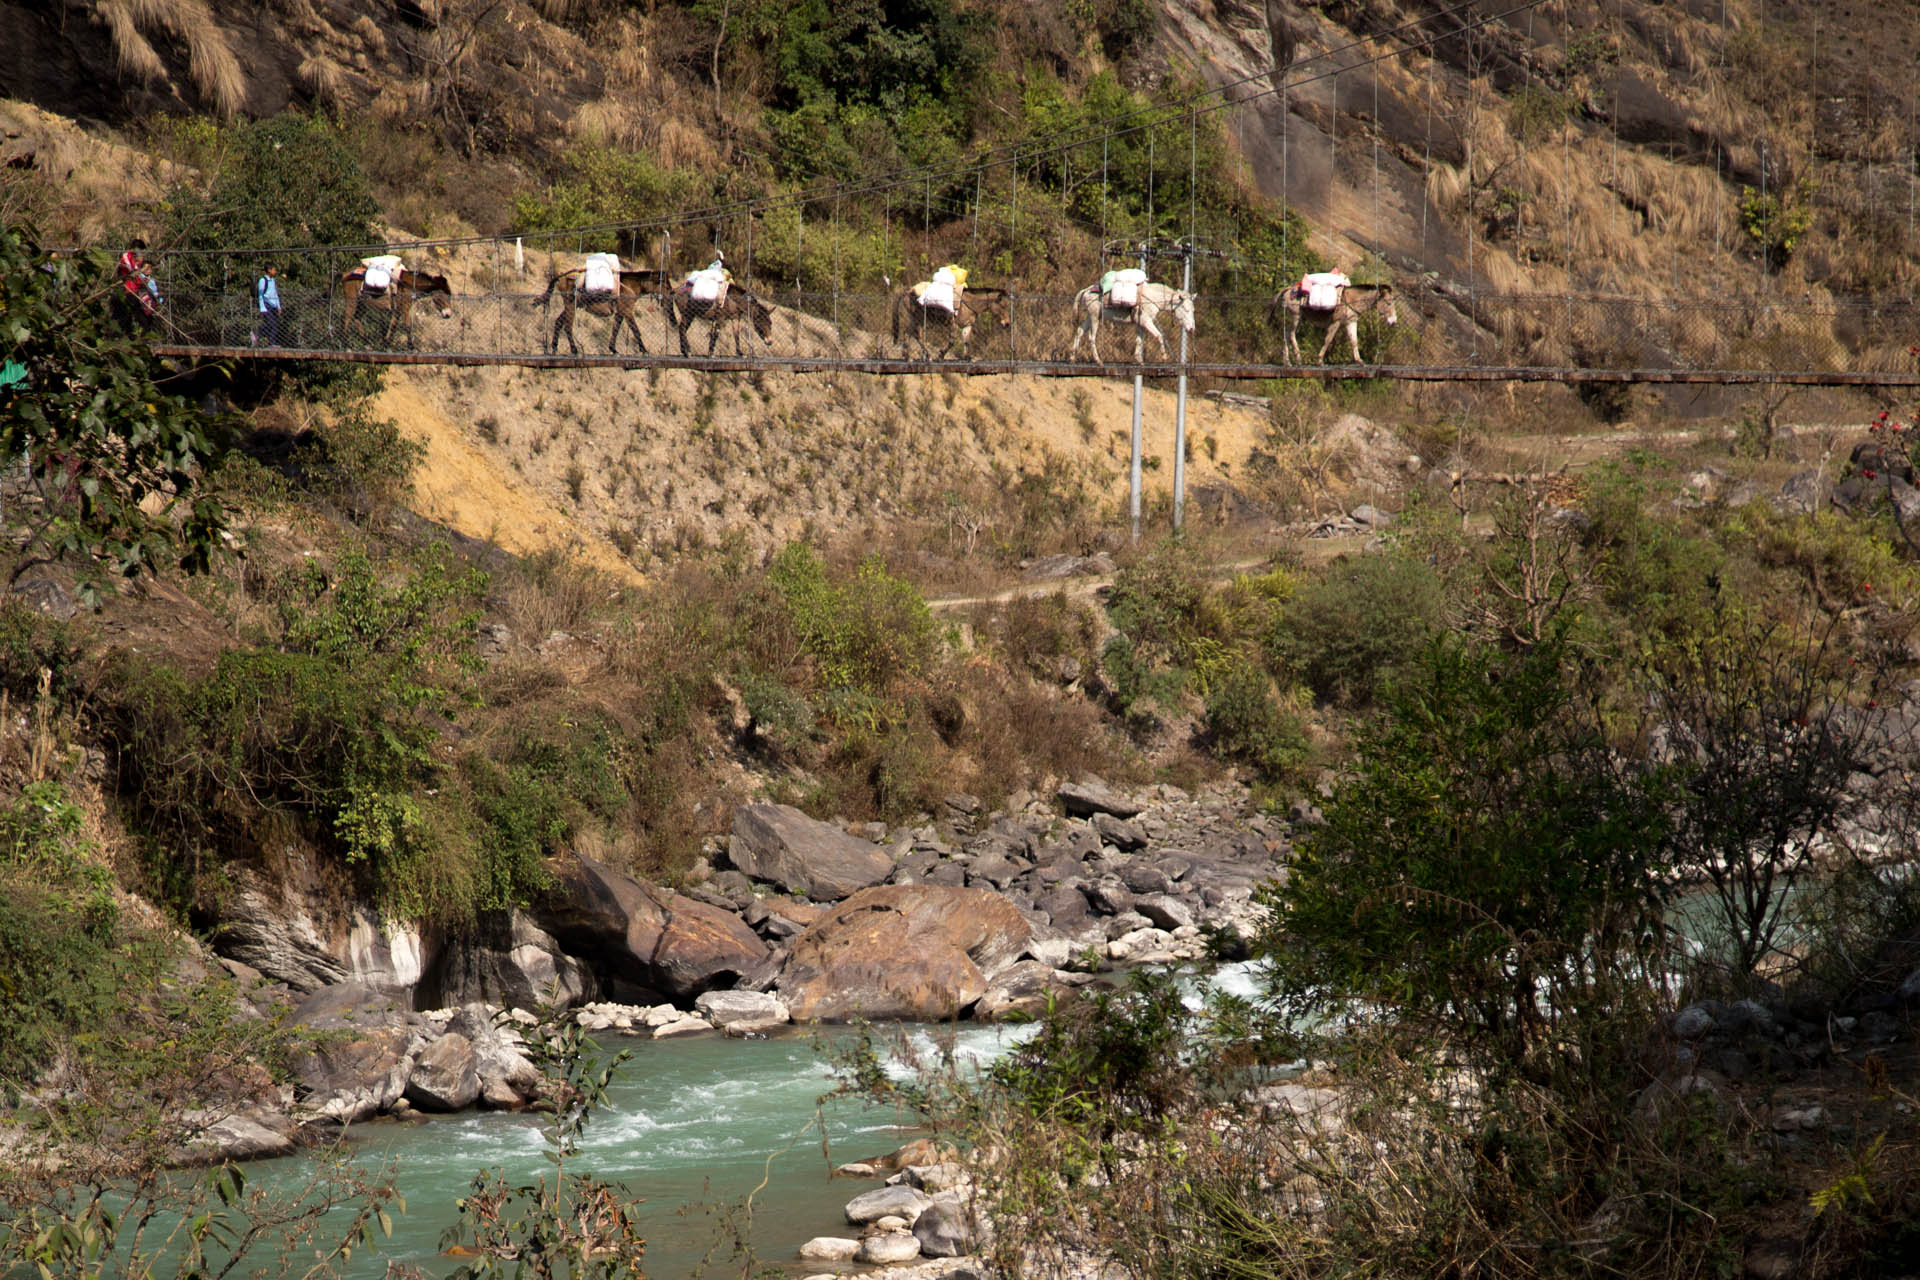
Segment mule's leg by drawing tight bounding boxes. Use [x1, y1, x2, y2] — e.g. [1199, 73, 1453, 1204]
[1317, 315, 1340, 364]
[1347, 316, 1364, 364]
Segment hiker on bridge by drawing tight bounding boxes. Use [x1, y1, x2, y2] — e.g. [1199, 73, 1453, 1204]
[117, 238, 162, 322]
[254, 265, 282, 347]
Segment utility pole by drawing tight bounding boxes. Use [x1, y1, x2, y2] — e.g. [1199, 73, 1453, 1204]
[1130, 237, 1146, 545]
[1172, 244, 1193, 531]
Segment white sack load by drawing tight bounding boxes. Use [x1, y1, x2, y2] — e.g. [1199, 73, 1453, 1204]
[919, 279, 956, 312]
[361, 254, 403, 291]
[689, 268, 726, 303]
[1107, 267, 1147, 308]
[582, 252, 621, 294]
[1302, 271, 1350, 311]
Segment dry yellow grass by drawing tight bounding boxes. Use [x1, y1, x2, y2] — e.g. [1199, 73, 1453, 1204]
[96, 0, 168, 86]
[296, 55, 347, 109]
[94, 0, 245, 117]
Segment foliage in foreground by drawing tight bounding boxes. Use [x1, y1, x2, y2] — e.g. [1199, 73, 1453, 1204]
[441, 1016, 645, 1278]
[0, 778, 403, 1275]
[0, 223, 227, 603]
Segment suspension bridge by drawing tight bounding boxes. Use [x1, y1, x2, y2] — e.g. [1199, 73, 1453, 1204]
[143, 281, 1920, 387]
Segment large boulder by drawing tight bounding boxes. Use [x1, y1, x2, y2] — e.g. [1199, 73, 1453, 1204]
[913, 1196, 975, 1258]
[292, 1026, 417, 1124]
[727, 805, 893, 900]
[856, 1233, 921, 1264]
[405, 1032, 480, 1111]
[778, 885, 1033, 1022]
[179, 1107, 297, 1165]
[537, 856, 768, 1001]
[694, 989, 791, 1034]
[212, 866, 427, 998]
[419, 911, 591, 1010]
[1057, 777, 1144, 819]
[844, 1184, 934, 1225]
[447, 1003, 546, 1108]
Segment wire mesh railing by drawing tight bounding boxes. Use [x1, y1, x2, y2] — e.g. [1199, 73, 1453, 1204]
[141, 279, 1920, 378]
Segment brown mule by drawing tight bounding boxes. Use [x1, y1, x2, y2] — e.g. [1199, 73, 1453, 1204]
[890, 286, 1012, 361]
[666, 286, 775, 357]
[538, 268, 670, 355]
[339, 268, 454, 350]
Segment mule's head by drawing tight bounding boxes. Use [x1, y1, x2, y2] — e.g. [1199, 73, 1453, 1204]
[405, 270, 456, 319]
[980, 289, 1014, 329]
[749, 294, 775, 342]
[1172, 291, 1197, 334]
[1378, 286, 1398, 327]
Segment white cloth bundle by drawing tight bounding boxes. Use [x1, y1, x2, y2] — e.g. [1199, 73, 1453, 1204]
[582, 252, 620, 294]
[920, 279, 956, 311]
[361, 254, 402, 290]
[1302, 271, 1350, 310]
[1108, 267, 1147, 308]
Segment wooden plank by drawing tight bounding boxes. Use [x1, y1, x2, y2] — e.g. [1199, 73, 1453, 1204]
[146, 345, 1920, 386]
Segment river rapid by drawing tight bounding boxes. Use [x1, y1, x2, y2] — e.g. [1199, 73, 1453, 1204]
[266, 963, 1264, 1276]
[287, 1021, 1035, 1276]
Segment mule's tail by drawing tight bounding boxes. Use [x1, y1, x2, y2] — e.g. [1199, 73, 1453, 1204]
[537, 272, 564, 312]
[890, 291, 903, 345]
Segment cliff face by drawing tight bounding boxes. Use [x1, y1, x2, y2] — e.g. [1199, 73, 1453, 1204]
[1164, 0, 1920, 301]
[9, 1, 1917, 306]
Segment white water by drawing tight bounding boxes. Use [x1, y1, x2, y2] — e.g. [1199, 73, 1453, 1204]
[261, 965, 1264, 1275]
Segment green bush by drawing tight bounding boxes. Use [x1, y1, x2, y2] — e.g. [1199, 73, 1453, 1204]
[1202, 661, 1309, 783]
[163, 112, 378, 296]
[0, 603, 83, 705]
[765, 543, 935, 708]
[1265, 551, 1444, 707]
[101, 546, 490, 918]
[1260, 637, 1672, 1079]
[989, 968, 1196, 1134]
[299, 403, 425, 518]
[0, 782, 120, 1086]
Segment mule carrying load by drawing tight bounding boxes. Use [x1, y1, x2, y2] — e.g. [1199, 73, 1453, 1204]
[1101, 267, 1149, 311]
[915, 264, 968, 314]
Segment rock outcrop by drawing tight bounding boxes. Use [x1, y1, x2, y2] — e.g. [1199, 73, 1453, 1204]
[538, 855, 768, 1000]
[727, 804, 894, 900]
[418, 910, 591, 1010]
[778, 885, 1032, 1021]
[212, 868, 426, 997]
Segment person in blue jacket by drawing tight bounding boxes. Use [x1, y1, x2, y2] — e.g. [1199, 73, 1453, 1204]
[255, 265, 282, 347]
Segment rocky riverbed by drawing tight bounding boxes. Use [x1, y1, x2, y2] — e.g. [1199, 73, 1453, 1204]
[181, 776, 1292, 1161]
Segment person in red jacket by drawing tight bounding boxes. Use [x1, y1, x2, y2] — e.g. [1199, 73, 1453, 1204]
[117, 238, 161, 317]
